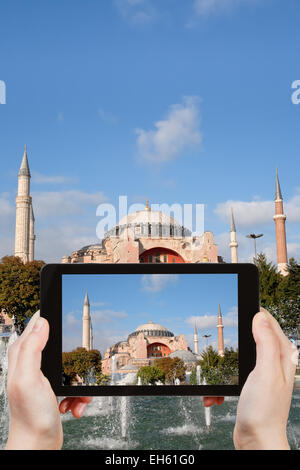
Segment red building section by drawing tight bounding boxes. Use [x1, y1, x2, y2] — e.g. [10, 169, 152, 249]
[140, 247, 185, 263]
[147, 342, 171, 358]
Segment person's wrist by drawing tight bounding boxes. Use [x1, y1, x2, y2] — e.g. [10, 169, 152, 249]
[5, 421, 63, 450]
[234, 426, 290, 450]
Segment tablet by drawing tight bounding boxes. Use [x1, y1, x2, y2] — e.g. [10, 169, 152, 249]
[40, 263, 259, 396]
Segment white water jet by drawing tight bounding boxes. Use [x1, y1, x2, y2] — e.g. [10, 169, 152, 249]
[0, 332, 18, 448]
[202, 377, 211, 429]
[196, 365, 211, 429]
[120, 396, 129, 440]
[110, 355, 117, 385]
[137, 376, 142, 386]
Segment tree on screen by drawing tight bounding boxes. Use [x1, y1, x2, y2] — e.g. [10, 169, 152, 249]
[0, 256, 45, 334]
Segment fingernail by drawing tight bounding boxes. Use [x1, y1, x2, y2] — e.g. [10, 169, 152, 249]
[77, 403, 86, 416]
[26, 311, 40, 330]
[258, 312, 270, 327]
[62, 403, 69, 414]
[33, 317, 44, 332]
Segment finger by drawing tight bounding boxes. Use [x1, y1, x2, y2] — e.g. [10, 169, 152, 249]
[260, 308, 292, 349]
[59, 397, 75, 414]
[13, 317, 49, 383]
[7, 311, 40, 377]
[252, 311, 281, 374]
[203, 397, 219, 407]
[260, 308, 297, 380]
[59, 396, 93, 414]
[69, 397, 93, 418]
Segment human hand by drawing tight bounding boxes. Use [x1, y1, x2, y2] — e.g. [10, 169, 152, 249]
[5, 311, 92, 450]
[233, 309, 297, 450]
[203, 309, 297, 450]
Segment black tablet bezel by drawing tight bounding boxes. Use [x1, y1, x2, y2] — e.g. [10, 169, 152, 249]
[40, 263, 259, 396]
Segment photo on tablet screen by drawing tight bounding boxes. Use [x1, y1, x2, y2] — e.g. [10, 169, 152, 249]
[62, 273, 238, 387]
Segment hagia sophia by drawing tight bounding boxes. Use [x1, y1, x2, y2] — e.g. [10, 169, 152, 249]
[0, 146, 290, 354]
[81, 289, 225, 375]
[12, 145, 289, 272]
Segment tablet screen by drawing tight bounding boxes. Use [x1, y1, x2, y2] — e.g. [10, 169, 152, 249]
[62, 273, 238, 387]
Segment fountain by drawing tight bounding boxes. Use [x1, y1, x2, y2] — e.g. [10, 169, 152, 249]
[196, 365, 211, 429]
[108, 355, 131, 442]
[0, 331, 18, 448]
[120, 396, 129, 440]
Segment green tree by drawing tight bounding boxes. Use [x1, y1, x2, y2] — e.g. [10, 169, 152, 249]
[254, 253, 282, 307]
[0, 256, 45, 334]
[95, 372, 111, 386]
[136, 365, 165, 385]
[192, 346, 238, 385]
[154, 357, 186, 384]
[62, 347, 102, 384]
[255, 254, 300, 335]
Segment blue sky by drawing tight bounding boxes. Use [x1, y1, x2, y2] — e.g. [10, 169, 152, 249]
[62, 273, 238, 354]
[0, 0, 299, 263]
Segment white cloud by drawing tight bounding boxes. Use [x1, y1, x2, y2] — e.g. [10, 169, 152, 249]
[215, 230, 278, 264]
[136, 96, 202, 164]
[32, 172, 77, 185]
[65, 313, 80, 326]
[57, 112, 64, 123]
[35, 223, 99, 262]
[114, 0, 155, 24]
[141, 274, 179, 293]
[186, 306, 238, 330]
[215, 199, 273, 228]
[98, 108, 118, 125]
[215, 190, 300, 228]
[193, 0, 260, 16]
[91, 309, 128, 323]
[32, 190, 107, 217]
[0, 194, 15, 218]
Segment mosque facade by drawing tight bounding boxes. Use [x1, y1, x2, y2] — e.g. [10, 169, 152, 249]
[12, 146, 289, 275]
[79, 290, 225, 375]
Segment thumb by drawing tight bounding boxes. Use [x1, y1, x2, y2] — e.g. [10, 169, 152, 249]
[252, 311, 280, 372]
[15, 317, 49, 381]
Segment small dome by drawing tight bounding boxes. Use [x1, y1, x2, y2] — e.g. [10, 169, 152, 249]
[169, 350, 198, 363]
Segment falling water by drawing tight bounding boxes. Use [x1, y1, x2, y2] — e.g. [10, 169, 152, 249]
[196, 365, 211, 429]
[0, 332, 18, 448]
[120, 396, 129, 440]
[108, 355, 131, 442]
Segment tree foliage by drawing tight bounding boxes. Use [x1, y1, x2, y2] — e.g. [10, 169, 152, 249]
[154, 357, 187, 384]
[0, 256, 45, 334]
[136, 365, 166, 385]
[62, 347, 102, 384]
[190, 346, 238, 385]
[255, 254, 300, 335]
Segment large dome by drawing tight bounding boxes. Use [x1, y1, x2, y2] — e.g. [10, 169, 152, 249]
[128, 320, 174, 339]
[104, 208, 192, 239]
[118, 209, 181, 227]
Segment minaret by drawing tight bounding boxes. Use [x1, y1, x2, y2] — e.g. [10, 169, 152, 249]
[82, 291, 91, 350]
[273, 169, 288, 276]
[194, 323, 199, 355]
[14, 146, 32, 263]
[217, 304, 224, 357]
[89, 321, 93, 351]
[28, 204, 35, 262]
[230, 207, 238, 263]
